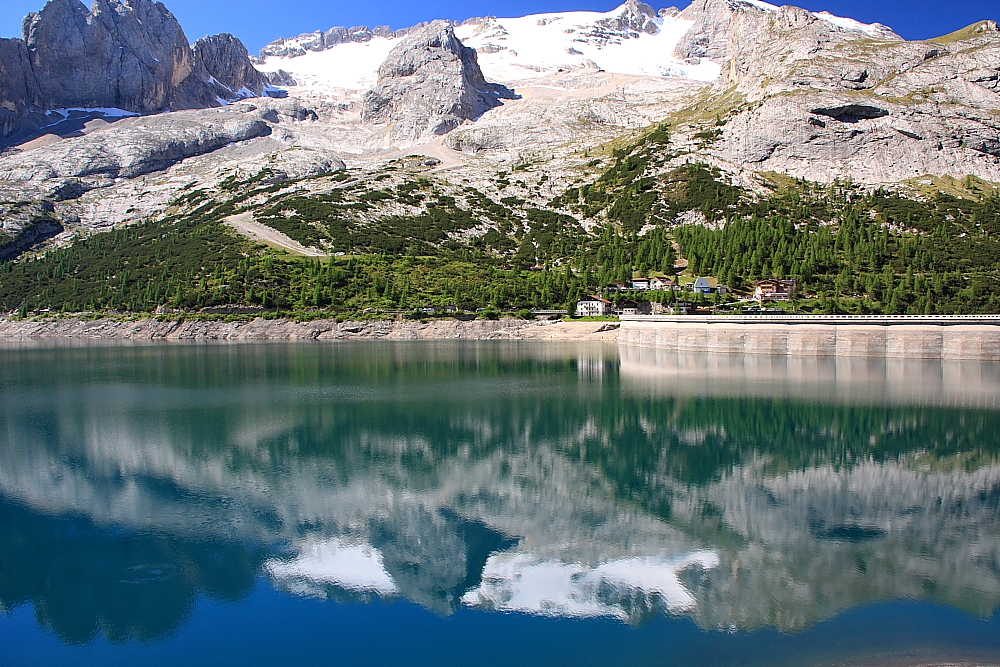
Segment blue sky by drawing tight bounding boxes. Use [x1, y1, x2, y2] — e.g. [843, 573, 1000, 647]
[1, 0, 996, 54]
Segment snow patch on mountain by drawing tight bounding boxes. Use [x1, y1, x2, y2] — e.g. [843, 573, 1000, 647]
[811, 11, 896, 39]
[256, 38, 398, 93]
[455, 9, 721, 83]
[738, 0, 779, 11]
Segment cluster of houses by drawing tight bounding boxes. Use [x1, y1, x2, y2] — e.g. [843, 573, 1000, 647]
[576, 296, 676, 317]
[575, 277, 798, 317]
[607, 276, 728, 295]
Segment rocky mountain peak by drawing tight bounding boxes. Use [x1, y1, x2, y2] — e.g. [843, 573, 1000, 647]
[628, 0, 657, 17]
[373, 21, 468, 79]
[24, 0, 196, 112]
[602, 0, 660, 35]
[0, 0, 271, 141]
[569, 0, 662, 46]
[360, 20, 516, 144]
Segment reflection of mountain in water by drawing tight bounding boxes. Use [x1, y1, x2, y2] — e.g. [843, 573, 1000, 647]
[0, 497, 268, 644]
[0, 342, 998, 643]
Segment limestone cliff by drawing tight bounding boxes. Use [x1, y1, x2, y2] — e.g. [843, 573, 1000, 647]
[0, 38, 41, 138]
[24, 0, 205, 112]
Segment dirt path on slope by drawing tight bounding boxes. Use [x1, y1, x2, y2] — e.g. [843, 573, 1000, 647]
[224, 212, 328, 257]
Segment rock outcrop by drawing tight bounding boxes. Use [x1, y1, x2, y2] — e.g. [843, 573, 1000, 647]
[676, 0, 900, 63]
[674, 0, 742, 62]
[193, 33, 269, 100]
[0, 38, 41, 113]
[263, 69, 297, 87]
[360, 21, 515, 144]
[0, 200, 62, 262]
[235, 146, 346, 183]
[0, 109, 270, 182]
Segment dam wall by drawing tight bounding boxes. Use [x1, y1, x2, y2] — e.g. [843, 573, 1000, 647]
[618, 315, 1000, 361]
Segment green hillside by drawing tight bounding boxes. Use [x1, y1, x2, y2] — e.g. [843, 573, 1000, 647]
[2, 126, 999, 317]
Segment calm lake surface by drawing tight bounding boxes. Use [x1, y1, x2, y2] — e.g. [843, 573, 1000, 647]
[0, 341, 998, 666]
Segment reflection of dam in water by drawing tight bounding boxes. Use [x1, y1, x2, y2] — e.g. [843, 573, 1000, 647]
[618, 316, 1000, 361]
[619, 344, 1000, 408]
[0, 341, 998, 646]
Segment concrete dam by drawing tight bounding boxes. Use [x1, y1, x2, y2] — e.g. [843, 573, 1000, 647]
[618, 315, 1000, 361]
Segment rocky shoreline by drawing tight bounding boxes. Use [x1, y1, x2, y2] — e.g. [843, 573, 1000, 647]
[0, 316, 621, 342]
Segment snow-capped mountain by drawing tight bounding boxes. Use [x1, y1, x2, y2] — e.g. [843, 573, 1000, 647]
[255, 0, 896, 92]
[1, 0, 998, 244]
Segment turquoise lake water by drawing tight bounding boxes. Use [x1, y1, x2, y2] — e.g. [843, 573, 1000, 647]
[0, 341, 998, 666]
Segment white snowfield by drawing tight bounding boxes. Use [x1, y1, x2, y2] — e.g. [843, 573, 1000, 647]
[255, 0, 894, 94]
[256, 39, 399, 93]
[55, 107, 141, 117]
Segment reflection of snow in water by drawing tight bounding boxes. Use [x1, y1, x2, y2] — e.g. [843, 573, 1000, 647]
[265, 538, 399, 598]
[265, 533, 719, 622]
[462, 551, 720, 620]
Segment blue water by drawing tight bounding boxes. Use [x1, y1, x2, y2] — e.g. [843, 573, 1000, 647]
[0, 341, 998, 666]
[3, 587, 998, 667]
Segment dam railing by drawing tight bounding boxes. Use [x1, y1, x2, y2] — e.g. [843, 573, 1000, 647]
[619, 314, 1000, 326]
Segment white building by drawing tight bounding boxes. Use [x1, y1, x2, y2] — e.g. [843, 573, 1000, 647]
[576, 296, 614, 317]
[754, 279, 797, 301]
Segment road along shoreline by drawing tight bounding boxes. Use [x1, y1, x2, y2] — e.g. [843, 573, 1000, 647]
[618, 315, 1000, 360]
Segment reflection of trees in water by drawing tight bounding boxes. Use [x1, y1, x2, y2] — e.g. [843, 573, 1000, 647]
[4, 343, 998, 489]
[0, 342, 999, 639]
[561, 395, 1000, 629]
[0, 498, 268, 645]
[567, 395, 1000, 519]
